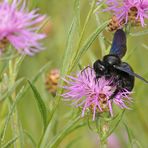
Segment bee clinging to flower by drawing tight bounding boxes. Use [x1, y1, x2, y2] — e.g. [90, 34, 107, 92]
[62, 29, 148, 120]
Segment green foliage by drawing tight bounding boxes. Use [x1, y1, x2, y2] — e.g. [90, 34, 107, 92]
[0, 0, 148, 147]
[28, 81, 48, 132]
[2, 136, 18, 148]
[47, 116, 81, 148]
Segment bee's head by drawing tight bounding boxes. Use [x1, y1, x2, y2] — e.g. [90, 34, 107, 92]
[93, 59, 105, 78]
[103, 54, 121, 66]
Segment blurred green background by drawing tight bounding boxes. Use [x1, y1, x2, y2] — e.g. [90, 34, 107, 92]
[0, 0, 148, 147]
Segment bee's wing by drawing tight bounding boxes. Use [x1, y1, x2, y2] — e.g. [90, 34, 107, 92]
[113, 64, 148, 84]
[110, 29, 127, 59]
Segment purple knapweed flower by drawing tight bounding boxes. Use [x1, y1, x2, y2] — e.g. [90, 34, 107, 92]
[104, 0, 148, 27]
[62, 67, 132, 120]
[0, 0, 46, 55]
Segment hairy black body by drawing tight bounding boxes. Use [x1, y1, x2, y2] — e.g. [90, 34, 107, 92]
[93, 54, 135, 99]
[93, 29, 148, 99]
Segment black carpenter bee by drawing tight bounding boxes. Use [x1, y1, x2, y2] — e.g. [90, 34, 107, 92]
[93, 29, 148, 99]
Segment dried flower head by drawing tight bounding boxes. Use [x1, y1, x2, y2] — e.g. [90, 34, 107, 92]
[62, 67, 132, 120]
[104, 0, 148, 27]
[41, 19, 52, 36]
[45, 69, 60, 96]
[107, 15, 125, 31]
[0, 0, 46, 55]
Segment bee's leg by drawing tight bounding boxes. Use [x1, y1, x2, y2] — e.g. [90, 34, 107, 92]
[109, 89, 120, 100]
[81, 66, 93, 74]
[109, 79, 123, 100]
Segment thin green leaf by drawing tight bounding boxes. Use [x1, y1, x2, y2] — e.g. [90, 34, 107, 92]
[0, 54, 18, 61]
[74, 0, 80, 34]
[32, 61, 51, 83]
[1, 78, 24, 101]
[95, 14, 106, 56]
[39, 21, 77, 148]
[0, 61, 9, 76]
[124, 123, 133, 148]
[101, 110, 125, 141]
[93, 0, 106, 13]
[70, 0, 97, 72]
[130, 30, 148, 36]
[39, 121, 52, 148]
[46, 116, 81, 148]
[0, 62, 51, 143]
[87, 117, 96, 132]
[0, 86, 25, 142]
[28, 81, 47, 132]
[2, 136, 18, 148]
[55, 19, 76, 108]
[16, 61, 51, 100]
[66, 137, 81, 148]
[132, 139, 143, 148]
[14, 55, 25, 77]
[124, 123, 143, 148]
[60, 19, 76, 77]
[69, 20, 109, 72]
[23, 130, 36, 148]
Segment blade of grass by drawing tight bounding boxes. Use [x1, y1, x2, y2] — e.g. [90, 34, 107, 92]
[0, 62, 51, 145]
[70, 0, 96, 69]
[2, 136, 18, 148]
[74, 0, 81, 34]
[1, 78, 25, 101]
[65, 137, 81, 148]
[130, 30, 148, 36]
[60, 19, 76, 77]
[15, 61, 51, 100]
[0, 87, 25, 143]
[28, 81, 48, 132]
[95, 14, 106, 56]
[69, 20, 109, 72]
[23, 130, 37, 148]
[39, 20, 77, 148]
[46, 116, 81, 148]
[124, 123, 132, 148]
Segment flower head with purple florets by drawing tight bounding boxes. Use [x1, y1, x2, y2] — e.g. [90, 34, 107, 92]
[62, 67, 133, 120]
[104, 0, 148, 27]
[0, 0, 46, 55]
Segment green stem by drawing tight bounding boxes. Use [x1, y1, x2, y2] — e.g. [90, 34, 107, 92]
[9, 59, 21, 148]
[69, 0, 96, 73]
[46, 116, 81, 148]
[95, 14, 106, 57]
[100, 139, 107, 148]
[99, 122, 109, 148]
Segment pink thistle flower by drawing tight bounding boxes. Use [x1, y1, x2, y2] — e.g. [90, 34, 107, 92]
[62, 67, 132, 120]
[0, 0, 46, 55]
[104, 0, 148, 27]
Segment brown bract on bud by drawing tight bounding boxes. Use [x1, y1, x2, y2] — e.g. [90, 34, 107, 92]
[0, 37, 9, 54]
[45, 69, 60, 96]
[107, 15, 125, 32]
[128, 7, 141, 26]
[40, 18, 52, 36]
[33, 16, 52, 36]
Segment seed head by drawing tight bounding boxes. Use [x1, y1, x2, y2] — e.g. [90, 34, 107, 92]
[45, 69, 60, 96]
